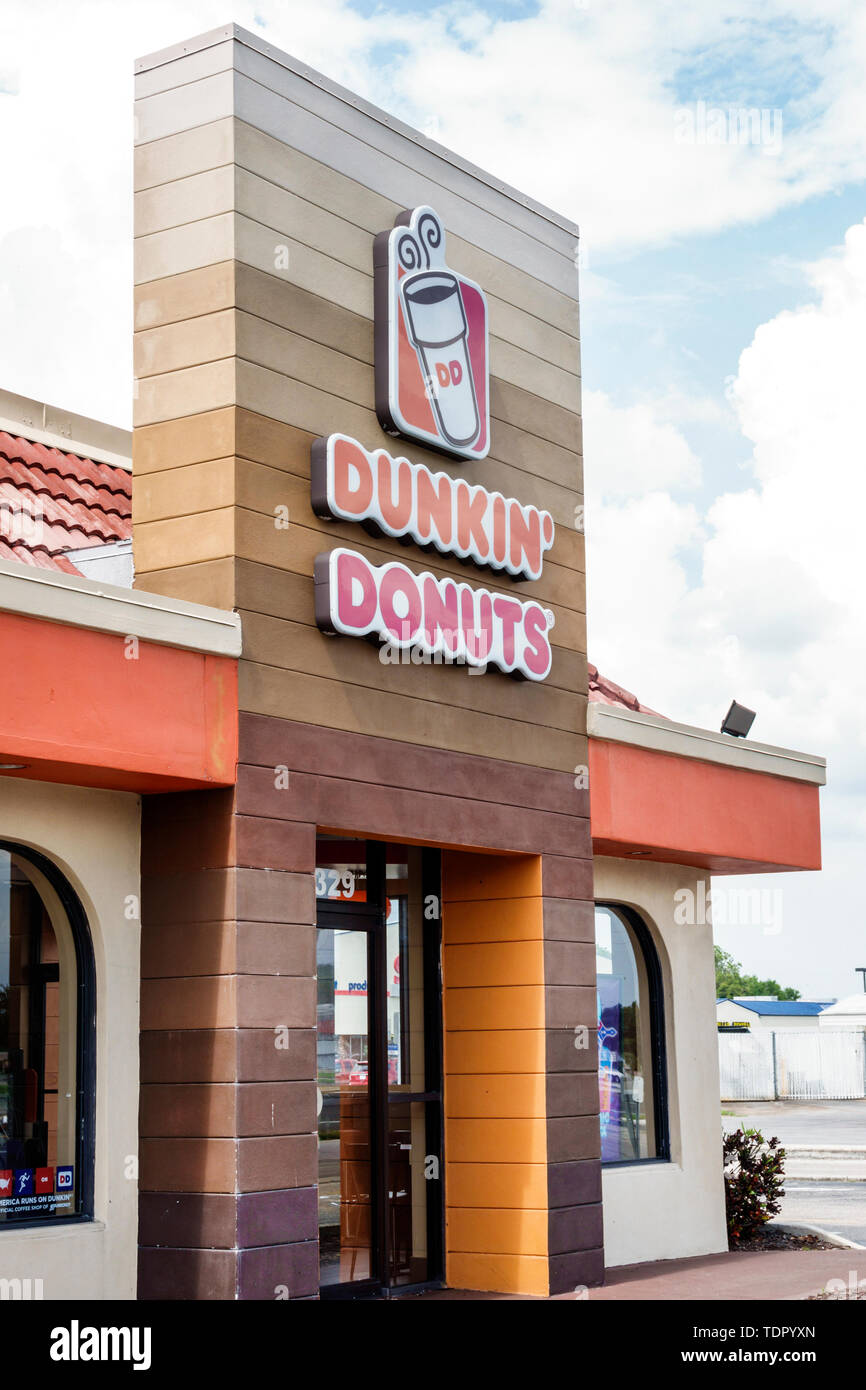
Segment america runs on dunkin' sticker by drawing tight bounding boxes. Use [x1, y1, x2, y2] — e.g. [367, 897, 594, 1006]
[374, 206, 490, 461]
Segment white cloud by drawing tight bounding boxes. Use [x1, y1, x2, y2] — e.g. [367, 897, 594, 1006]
[583, 389, 702, 497]
[0, 0, 406, 422]
[586, 217, 866, 995]
[389, 0, 866, 251]
[590, 216, 866, 742]
[4, 2, 866, 420]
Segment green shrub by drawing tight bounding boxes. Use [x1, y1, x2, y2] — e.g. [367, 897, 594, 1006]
[723, 1127, 786, 1245]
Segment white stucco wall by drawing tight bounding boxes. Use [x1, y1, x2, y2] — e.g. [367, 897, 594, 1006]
[596, 858, 729, 1268]
[0, 775, 140, 1299]
[717, 1001, 823, 1029]
[819, 997, 866, 1028]
[716, 1000, 757, 1027]
[755, 1014, 820, 1030]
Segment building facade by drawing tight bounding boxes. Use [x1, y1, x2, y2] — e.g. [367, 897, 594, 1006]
[717, 1000, 834, 1031]
[0, 24, 826, 1301]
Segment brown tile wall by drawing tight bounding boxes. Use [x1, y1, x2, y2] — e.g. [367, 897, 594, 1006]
[138, 785, 318, 1299]
[543, 883, 604, 1293]
[139, 718, 600, 1298]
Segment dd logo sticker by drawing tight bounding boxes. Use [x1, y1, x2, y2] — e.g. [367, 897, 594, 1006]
[374, 205, 490, 461]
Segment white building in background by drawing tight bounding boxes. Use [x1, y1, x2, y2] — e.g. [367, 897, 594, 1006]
[818, 994, 866, 1029]
[717, 997, 835, 1031]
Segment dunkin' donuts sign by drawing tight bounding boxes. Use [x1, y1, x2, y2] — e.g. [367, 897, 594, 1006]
[311, 435, 554, 582]
[312, 207, 556, 682]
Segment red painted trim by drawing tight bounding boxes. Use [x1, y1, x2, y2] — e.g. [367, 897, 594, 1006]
[0, 611, 237, 791]
[589, 738, 821, 874]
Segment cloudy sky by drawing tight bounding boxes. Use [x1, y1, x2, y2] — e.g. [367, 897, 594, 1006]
[1, 0, 864, 996]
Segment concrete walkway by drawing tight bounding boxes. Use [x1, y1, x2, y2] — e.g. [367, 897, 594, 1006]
[405, 1251, 866, 1301]
[405, 1246, 866, 1300]
[583, 1247, 866, 1301]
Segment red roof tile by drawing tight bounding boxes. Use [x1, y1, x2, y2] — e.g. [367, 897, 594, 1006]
[0, 430, 131, 575]
[587, 663, 664, 717]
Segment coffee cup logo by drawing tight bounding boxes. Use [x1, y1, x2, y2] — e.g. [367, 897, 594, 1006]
[374, 206, 490, 461]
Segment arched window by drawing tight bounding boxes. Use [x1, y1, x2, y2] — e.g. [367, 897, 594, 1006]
[0, 844, 95, 1225]
[595, 903, 669, 1164]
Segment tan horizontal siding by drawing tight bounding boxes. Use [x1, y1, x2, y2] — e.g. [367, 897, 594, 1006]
[232, 120, 581, 340]
[133, 404, 583, 521]
[233, 66, 577, 284]
[135, 457, 584, 611]
[135, 261, 236, 334]
[242, 610, 585, 727]
[133, 362, 582, 525]
[134, 116, 580, 341]
[134, 268, 582, 463]
[135, 164, 235, 239]
[136, 208, 579, 408]
[133, 50, 586, 778]
[140, 552, 586, 687]
[134, 116, 234, 193]
[239, 660, 586, 772]
[134, 556, 237, 612]
[135, 507, 588, 652]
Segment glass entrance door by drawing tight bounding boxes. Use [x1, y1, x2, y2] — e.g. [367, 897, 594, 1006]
[316, 839, 443, 1298]
[317, 926, 374, 1287]
[384, 855, 442, 1287]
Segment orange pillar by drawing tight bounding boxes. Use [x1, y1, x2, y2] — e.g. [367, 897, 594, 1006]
[442, 851, 548, 1296]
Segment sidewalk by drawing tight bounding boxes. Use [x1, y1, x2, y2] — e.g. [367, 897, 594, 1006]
[583, 1248, 866, 1301]
[786, 1159, 866, 1180]
[783, 1144, 866, 1181]
[406, 1247, 866, 1301]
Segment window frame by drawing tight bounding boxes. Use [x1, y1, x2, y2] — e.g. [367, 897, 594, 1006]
[595, 900, 670, 1166]
[0, 841, 96, 1229]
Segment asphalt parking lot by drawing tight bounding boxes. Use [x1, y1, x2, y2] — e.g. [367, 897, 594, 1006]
[721, 1099, 866, 1147]
[778, 1181, 866, 1247]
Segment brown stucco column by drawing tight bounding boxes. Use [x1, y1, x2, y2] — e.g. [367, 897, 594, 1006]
[138, 788, 319, 1299]
[542, 856, 604, 1293]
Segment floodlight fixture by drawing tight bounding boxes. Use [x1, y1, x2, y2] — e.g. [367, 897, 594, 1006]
[720, 700, 756, 739]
